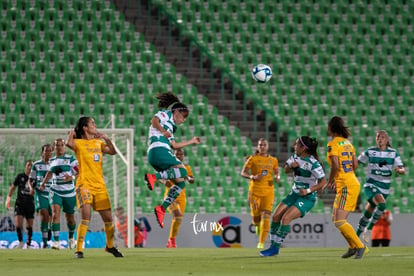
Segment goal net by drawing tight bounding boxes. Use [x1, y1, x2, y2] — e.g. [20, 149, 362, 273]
[0, 127, 135, 248]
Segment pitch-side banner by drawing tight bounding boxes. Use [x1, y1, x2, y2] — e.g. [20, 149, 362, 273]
[1, 213, 413, 248]
[143, 213, 414, 248]
[0, 232, 106, 249]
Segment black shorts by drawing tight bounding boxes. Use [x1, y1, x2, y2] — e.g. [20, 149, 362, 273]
[14, 201, 35, 219]
[372, 239, 390, 247]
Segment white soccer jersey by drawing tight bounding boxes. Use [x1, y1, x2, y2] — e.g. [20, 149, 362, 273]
[358, 146, 403, 194]
[49, 154, 78, 197]
[147, 110, 176, 152]
[287, 154, 325, 194]
[30, 160, 52, 198]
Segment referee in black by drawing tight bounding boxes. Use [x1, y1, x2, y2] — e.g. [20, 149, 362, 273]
[5, 160, 35, 248]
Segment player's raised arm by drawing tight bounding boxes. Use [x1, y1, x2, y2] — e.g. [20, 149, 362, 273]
[66, 130, 76, 151]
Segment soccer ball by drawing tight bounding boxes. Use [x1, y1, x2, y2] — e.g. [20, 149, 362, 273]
[251, 64, 272, 83]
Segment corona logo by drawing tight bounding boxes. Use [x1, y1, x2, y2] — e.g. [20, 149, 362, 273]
[212, 216, 242, 248]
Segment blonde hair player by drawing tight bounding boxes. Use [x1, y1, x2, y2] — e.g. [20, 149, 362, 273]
[241, 138, 279, 249]
[356, 130, 404, 242]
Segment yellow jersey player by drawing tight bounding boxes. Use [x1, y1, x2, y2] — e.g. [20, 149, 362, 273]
[163, 149, 194, 248]
[67, 116, 123, 259]
[241, 138, 279, 249]
[326, 116, 367, 259]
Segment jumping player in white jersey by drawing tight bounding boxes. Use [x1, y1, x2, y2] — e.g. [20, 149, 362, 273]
[356, 130, 405, 242]
[144, 92, 200, 228]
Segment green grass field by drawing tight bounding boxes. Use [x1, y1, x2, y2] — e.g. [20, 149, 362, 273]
[2, 247, 414, 276]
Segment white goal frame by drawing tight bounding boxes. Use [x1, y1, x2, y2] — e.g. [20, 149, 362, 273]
[0, 128, 135, 248]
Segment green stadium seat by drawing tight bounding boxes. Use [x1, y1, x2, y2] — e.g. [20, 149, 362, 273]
[2, 0, 413, 214]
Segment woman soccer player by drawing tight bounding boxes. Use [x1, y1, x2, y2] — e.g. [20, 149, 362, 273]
[241, 138, 279, 249]
[326, 116, 367, 259]
[164, 148, 194, 248]
[67, 116, 123, 258]
[144, 92, 200, 228]
[5, 160, 35, 248]
[39, 138, 78, 250]
[259, 136, 326, 256]
[356, 130, 404, 241]
[30, 144, 53, 248]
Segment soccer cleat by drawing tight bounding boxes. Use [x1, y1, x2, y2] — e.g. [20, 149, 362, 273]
[259, 245, 280, 257]
[105, 246, 124, 257]
[74, 251, 84, 259]
[257, 243, 264, 249]
[51, 241, 60, 250]
[361, 229, 372, 244]
[68, 238, 76, 250]
[341, 248, 357, 258]
[16, 241, 24, 249]
[145, 173, 157, 191]
[354, 246, 369, 259]
[166, 238, 177, 248]
[154, 205, 166, 228]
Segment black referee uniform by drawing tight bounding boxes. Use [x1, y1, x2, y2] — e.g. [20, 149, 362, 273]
[12, 173, 35, 219]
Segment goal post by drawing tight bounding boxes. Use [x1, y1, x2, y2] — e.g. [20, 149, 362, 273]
[0, 128, 135, 248]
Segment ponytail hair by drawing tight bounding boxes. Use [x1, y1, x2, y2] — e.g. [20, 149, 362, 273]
[300, 136, 323, 167]
[328, 116, 351, 138]
[74, 116, 91, 139]
[156, 92, 189, 117]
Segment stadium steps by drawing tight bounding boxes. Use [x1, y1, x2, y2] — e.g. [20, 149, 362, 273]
[109, 0, 286, 158]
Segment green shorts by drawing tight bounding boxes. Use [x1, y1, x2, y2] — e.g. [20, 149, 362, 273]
[49, 190, 76, 215]
[148, 147, 181, 171]
[364, 185, 388, 206]
[282, 191, 316, 217]
[34, 191, 52, 214]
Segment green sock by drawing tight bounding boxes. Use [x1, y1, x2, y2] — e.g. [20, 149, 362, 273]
[156, 167, 188, 180]
[270, 222, 281, 246]
[41, 222, 49, 245]
[356, 210, 372, 236]
[270, 222, 280, 235]
[68, 223, 76, 239]
[274, 224, 290, 247]
[367, 203, 386, 230]
[52, 223, 60, 242]
[162, 181, 185, 209]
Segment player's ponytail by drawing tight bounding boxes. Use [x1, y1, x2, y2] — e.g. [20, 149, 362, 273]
[156, 92, 189, 117]
[301, 136, 323, 168]
[328, 116, 351, 138]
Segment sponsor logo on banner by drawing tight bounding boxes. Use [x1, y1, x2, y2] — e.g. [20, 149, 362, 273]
[212, 216, 242, 248]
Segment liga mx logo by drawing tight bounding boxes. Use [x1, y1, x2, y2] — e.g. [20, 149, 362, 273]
[212, 216, 242, 248]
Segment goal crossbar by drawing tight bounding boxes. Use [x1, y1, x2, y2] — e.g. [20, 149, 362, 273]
[0, 128, 135, 248]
